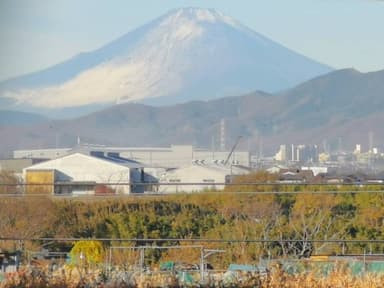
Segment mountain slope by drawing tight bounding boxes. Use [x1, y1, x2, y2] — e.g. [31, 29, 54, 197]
[2, 68, 383, 157]
[0, 8, 331, 115]
[0, 91, 279, 155]
[274, 68, 384, 131]
[0, 110, 48, 126]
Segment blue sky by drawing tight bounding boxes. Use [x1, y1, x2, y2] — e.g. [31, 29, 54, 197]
[0, 0, 383, 81]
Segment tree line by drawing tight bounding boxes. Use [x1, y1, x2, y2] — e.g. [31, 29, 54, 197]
[1, 171, 383, 268]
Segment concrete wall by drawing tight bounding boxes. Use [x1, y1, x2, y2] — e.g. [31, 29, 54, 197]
[0, 159, 34, 173]
[14, 148, 71, 159]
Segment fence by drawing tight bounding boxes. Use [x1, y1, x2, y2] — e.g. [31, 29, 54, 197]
[1, 238, 384, 287]
[2, 237, 384, 260]
[2, 182, 384, 197]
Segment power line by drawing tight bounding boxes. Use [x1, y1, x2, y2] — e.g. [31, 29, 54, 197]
[1, 237, 384, 244]
[2, 190, 384, 199]
[2, 182, 384, 186]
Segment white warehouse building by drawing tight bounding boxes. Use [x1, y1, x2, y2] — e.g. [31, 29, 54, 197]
[157, 164, 251, 193]
[23, 153, 145, 195]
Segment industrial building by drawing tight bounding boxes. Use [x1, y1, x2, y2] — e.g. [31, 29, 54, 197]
[14, 148, 71, 160]
[0, 158, 46, 176]
[16, 144, 252, 195]
[157, 164, 251, 193]
[14, 145, 250, 168]
[20, 149, 252, 195]
[23, 152, 146, 195]
[274, 144, 319, 163]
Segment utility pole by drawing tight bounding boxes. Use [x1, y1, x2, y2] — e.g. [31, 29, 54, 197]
[200, 248, 225, 284]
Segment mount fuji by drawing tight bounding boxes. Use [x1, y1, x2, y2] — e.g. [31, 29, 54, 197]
[0, 8, 331, 116]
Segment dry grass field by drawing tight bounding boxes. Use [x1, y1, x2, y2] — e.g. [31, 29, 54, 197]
[1, 263, 384, 288]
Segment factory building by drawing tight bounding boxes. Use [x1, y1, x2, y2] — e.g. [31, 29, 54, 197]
[14, 145, 250, 168]
[23, 152, 145, 196]
[14, 148, 71, 160]
[0, 158, 46, 176]
[274, 144, 319, 163]
[157, 164, 251, 193]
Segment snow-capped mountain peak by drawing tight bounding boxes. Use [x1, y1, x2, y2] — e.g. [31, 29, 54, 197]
[0, 8, 331, 115]
[167, 7, 239, 26]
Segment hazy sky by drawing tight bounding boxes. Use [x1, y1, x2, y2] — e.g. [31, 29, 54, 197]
[0, 0, 383, 81]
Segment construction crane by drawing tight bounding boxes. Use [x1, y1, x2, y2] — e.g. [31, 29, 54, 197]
[224, 136, 242, 166]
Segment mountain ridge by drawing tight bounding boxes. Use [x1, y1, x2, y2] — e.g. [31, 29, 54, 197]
[1, 68, 384, 158]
